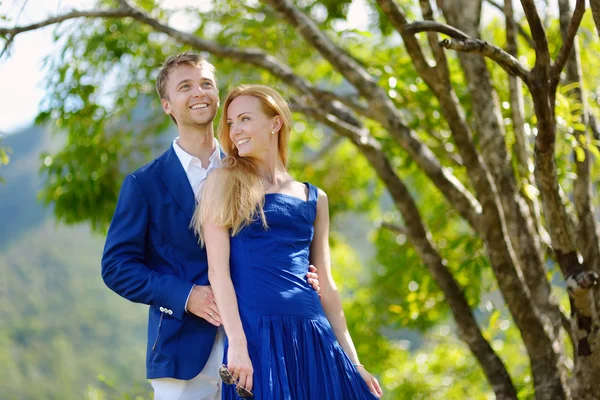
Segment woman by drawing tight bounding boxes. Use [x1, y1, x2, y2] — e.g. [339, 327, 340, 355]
[194, 84, 383, 399]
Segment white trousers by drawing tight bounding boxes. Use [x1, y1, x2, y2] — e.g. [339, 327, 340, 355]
[151, 329, 225, 400]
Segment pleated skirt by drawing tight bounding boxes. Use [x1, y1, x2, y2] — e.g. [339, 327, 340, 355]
[222, 315, 378, 400]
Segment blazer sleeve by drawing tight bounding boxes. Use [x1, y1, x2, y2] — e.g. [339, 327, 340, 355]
[101, 174, 193, 321]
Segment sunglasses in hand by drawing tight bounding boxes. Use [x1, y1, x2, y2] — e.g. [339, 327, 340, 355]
[219, 364, 253, 398]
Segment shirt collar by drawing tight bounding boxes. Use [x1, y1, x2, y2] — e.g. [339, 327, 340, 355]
[172, 137, 221, 171]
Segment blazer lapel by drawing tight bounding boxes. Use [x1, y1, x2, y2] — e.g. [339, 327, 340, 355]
[156, 146, 196, 220]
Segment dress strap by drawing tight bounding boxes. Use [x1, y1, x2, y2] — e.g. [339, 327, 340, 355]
[304, 182, 319, 225]
[305, 182, 319, 202]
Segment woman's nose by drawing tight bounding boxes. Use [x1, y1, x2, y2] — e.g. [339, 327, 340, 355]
[230, 122, 240, 136]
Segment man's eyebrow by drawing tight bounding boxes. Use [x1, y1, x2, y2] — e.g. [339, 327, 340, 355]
[175, 79, 192, 87]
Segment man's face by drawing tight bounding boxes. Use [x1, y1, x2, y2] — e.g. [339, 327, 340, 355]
[161, 63, 219, 128]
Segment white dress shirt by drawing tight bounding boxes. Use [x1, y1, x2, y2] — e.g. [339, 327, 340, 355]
[172, 137, 223, 312]
[172, 137, 223, 200]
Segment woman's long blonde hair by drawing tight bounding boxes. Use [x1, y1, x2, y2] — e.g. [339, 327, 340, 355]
[192, 84, 292, 243]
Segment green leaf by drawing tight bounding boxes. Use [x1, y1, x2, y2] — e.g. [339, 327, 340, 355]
[574, 146, 586, 162]
[560, 81, 580, 94]
[588, 144, 600, 159]
[523, 184, 540, 200]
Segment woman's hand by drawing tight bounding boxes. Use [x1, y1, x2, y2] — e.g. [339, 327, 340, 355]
[357, 366, 383, 398]
[227, 341, 254, 393]
[306, 264, 322, 298]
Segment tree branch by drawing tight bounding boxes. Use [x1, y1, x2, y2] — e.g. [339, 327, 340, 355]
[0, 34, 15, 60]
[291, 100, 382, 151]
[375, 0, 441, 88]
[441, 38, 530, 81]
[417, 0, 451, 84]
[590, 0, 600, 38]
[116, 0, 319, 99]
[504, 0, 530, 180]
[425, 130, 464, 167]
[404, 20, 470, 40]
[0, 8, 132, 37]
[379, 221, 408, 235]
[485, 0, 535, 47]
[551, 0, 586, 79]
[504, 1, 549, 294]
[263, 0, 383, 102]
[405, 21, 530, 81]
[304, 134, 344, 164]
[520, 0, 551, 70]
[0, 1, 358, 118]
[590, 113, 600, 142]
[265, 0, 483, 231]
[310, 88, 374, 120]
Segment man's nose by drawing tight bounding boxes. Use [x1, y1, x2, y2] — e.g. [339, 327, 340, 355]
[191, 85, 207, 97]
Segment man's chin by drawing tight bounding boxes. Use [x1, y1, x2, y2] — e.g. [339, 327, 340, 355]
[182, 117, 216, 129]
[192, 115, 217, 127]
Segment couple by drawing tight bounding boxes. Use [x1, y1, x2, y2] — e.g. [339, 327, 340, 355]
[101, 52, 383, 400]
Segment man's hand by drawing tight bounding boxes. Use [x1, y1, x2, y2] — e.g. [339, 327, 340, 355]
[187, 285, 222, 326]
[306, 265, 322, 299]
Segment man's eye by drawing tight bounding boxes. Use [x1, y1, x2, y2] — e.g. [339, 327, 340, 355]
[202, 82, 213, 88]
[180, 84, 190, 90]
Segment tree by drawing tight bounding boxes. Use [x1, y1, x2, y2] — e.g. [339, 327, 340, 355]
[2, 0, 600, 398]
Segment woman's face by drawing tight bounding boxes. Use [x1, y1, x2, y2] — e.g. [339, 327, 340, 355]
[227, 95, 279, 160]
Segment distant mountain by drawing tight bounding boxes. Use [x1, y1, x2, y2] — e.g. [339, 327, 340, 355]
[0, 125, 55, 247]
[0, 125, 150, 399]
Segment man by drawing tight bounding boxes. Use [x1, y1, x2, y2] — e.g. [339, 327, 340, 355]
[102, 52, 320, 400]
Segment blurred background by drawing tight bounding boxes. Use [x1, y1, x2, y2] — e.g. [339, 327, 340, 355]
[2, 0, 599, 399]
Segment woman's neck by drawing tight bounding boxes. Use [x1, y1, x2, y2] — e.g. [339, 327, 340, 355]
[254, 158, 289, 190]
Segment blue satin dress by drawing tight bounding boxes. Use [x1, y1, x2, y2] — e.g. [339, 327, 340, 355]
[222, 183, 377, 399]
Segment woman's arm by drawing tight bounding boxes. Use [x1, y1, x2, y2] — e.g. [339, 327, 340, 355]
[310, 189, 383, 398]
[203, 220, 253, 392]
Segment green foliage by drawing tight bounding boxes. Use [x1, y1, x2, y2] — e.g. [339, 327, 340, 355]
[0, 222, 149, 399]
[293, 136, 383, 217]
[36, 16, 177, 231]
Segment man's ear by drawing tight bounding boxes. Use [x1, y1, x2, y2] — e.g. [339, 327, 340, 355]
[161, 98, 171, 115]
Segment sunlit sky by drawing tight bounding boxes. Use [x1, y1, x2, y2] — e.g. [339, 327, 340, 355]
[0, 0, 548, 134]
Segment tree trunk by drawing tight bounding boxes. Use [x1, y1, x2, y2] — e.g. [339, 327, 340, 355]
[556, 1, 600, 397]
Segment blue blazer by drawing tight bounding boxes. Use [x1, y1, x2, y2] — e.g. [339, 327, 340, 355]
[102, 145, 222, 380]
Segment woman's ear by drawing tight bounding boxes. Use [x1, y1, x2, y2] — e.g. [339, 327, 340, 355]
[272, 116, 283, 133]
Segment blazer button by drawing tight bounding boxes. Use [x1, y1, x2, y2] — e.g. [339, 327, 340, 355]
[168, 309, 173, 315]
[159, 307, 165, 312]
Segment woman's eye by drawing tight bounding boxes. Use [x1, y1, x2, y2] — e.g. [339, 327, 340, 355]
[226, 121, 233, 127]
[242, 116, 250, 122]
